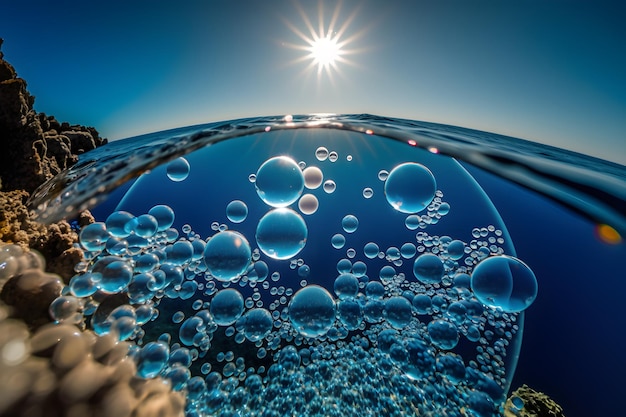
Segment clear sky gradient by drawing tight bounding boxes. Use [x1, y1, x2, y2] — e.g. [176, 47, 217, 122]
[2, 0, 624, 165]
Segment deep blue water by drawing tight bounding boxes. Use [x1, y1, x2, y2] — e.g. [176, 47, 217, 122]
[466, 164, 626, 417]
[32, 115, 626, 417]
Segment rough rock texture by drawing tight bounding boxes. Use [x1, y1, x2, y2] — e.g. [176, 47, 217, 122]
[0, 39, 103, 283]
[0, 302, 185, 417]
[0, 40, 186, 417]
[0, 189, 92, 280]
[0, 38, 107, 194]
[504, 385, 565, 417]
[0, 268, 64, 330]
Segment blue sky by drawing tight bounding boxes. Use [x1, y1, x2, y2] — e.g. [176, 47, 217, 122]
[1, 0, 624, 164]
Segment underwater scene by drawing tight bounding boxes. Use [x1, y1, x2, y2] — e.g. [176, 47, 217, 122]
[16, 115, 626, 416]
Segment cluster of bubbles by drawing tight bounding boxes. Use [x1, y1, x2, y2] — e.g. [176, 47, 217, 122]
[50, 144, 538, 417]
[0, 243, 185, 417]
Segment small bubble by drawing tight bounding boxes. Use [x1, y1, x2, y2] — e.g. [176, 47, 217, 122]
[298, 194, 319, 215]
[331, 234, 346, 249]
[166, 157, 190, 182]
[315, 147, 329, 161]
[342, 215, 359, 233]
[323, 180, 336, 194]
[303, 166, 323, 189]
[226, 200, 248, 223]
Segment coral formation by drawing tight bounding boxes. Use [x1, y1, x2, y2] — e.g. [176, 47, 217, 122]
[0, 300, 185, 417]
[0, 189, 92, 281]
[504, 385, 565, 417]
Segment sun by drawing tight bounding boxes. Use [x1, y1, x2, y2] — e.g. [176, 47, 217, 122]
[309, 35, 341, 69]
[283, 1, 365, 82]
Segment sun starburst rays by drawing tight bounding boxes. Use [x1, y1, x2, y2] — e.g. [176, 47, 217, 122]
[283, 1, 363, 85]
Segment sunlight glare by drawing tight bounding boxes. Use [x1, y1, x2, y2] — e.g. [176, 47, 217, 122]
[309, 35, 341, 68]
[283, 1, 367, 84]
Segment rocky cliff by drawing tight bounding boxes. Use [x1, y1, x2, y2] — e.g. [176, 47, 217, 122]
[0, 38, 103, 281]
[0, 38, 107, 194]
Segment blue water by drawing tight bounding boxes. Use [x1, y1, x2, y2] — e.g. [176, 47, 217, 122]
[31, 115, 626, 417]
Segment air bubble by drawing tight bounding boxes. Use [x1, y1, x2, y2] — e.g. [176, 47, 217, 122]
[315, 147, 329, 161]
[210, 289, 245, 326]
[323, 180, 336, 194]
[303, 166, 323, 189]
[288, 285, 335, 338]
[226, 200, 248, 223]
[166, 157, 190, 182]
[384, 162, 436, 213]
[204, 231, 252, 282]
[254, 156, 304, 207]
[342, 215, 359, 233]
[298, 194, 319, 215]
[256, 208, 307, 260]
[471, 255, 538, 313]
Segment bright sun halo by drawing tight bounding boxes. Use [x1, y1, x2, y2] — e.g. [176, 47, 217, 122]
[283, 2, 364, 82]
[309, 36, 341, 68]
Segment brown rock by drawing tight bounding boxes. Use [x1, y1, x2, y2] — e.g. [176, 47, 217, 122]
[0, 40, 107, 194]
[62, 130, 97, 155]
[505, 384, 565, 417]
[0, 269, 64, 329]
[0, 189, 85, 281]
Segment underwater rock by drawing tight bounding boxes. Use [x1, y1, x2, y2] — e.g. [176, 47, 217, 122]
[505, 384, 565, 417]
[0, 268, 64, 330]
[0, 301, 185, 417]
[0, 38, 107, 194]
[0, 189, 91, 280]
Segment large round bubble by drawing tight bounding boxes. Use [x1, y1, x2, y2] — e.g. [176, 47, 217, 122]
[337, 298, 362, 330]
[148, 205, 175, 231]
[428, 319, 460, 350]
[333, 273, 359, 300]
[256, 208, 307, 260]
[239, 308, 273, 342]
[254, 156, 304, 207]
[413, 253, 444, 284]
[210, 288, 245, 326]
[471, 255, 538, 313]
[79, 222, 109, 252]
[288, 285, 336, 338]
[384, 162, 436, 213]
[166, 157, 190, 182]
[385, 296, 413, 329]
[203, 231, 252, 282]
[226, 200, 248, 223]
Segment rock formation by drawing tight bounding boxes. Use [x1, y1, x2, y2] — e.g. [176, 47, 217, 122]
[0, 38, 103, 283]
[0, 39, 184, 417]
[0, 38, 107, 194]
[505, 384, 565, 417]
